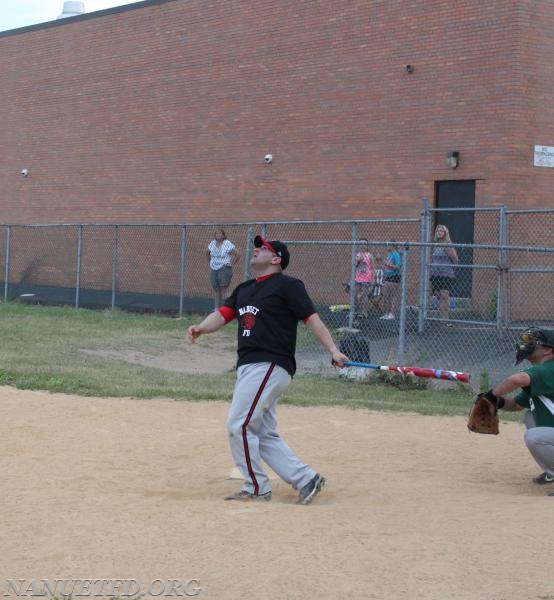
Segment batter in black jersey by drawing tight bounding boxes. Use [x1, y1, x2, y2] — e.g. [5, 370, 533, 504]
[232, 273, 316, 376]
[188, 235, 349, 505]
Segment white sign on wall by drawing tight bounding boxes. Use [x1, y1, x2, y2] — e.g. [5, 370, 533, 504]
[534, 145, 554, 168]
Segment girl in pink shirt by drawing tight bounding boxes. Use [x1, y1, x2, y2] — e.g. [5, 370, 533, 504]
[354, 239, 374, 313]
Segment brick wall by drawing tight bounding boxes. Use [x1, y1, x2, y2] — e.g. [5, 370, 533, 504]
[0, 0, 553, 225]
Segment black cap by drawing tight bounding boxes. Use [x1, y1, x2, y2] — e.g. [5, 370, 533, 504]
[254, 235, 290, 270]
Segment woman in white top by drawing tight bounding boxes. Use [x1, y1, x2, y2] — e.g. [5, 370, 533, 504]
[207, 229, 240, 309]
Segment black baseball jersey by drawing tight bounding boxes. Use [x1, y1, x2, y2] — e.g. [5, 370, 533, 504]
[224, 273, 316, 376]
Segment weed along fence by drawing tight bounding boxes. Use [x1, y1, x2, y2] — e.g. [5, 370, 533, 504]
[1, 204, 553, 383]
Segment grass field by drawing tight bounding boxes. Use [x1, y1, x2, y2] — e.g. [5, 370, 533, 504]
[0, 302, 522, 421]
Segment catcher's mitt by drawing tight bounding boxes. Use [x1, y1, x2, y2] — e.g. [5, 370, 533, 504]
[467, 393, 499, 435]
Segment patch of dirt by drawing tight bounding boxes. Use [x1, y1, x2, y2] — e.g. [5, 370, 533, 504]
[80, 335, 238, 374]
[1, 386, 554, 600]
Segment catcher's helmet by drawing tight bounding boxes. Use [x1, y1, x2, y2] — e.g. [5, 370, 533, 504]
[515, 327, 554, 364]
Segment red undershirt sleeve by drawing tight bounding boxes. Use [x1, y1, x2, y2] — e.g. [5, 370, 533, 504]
[218, 306, 236, 323]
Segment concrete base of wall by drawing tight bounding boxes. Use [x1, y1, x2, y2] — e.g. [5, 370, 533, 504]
[5, 283, 214, 315]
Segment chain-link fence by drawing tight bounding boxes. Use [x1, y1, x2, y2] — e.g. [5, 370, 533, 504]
[1, 203, 553, 384]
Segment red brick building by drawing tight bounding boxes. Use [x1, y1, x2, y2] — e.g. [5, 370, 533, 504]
[0, 0, 553, 225]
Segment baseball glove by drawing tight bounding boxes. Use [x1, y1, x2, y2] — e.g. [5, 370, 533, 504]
[467, 392, 500, 435]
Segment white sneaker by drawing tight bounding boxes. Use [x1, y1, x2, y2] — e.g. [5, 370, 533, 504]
[380, 313, 394, 320]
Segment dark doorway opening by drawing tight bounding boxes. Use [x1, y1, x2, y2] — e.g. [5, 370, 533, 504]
[435, 180, 475, 298]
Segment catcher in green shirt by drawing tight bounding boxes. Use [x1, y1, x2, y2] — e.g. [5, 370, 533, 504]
[484, 327, 554, 494]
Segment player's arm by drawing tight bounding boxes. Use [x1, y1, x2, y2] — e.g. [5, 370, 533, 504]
[489, 371, 531, 411]
[187, 310, 227, 343]
[304, 313, 348, 367]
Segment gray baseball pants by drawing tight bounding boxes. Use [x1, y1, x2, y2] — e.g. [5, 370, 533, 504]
[524, 411, 554, 476]
[227, 362, 316, 496]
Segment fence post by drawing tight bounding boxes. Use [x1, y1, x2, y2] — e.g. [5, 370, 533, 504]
[347, 222, 358, 329]
[418, 198, 431, 332]
[244, 225, 254, 280]
[178, 225, 186, 317]
[75, 225, 83, 309]
[3, 225, 11, 302]
[497, 205, 508, 328]
[397, 245, 409, 362]
[111, 225, 119, 311]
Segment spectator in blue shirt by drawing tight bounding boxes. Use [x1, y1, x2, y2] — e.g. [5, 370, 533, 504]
[380, 243, 402, 320]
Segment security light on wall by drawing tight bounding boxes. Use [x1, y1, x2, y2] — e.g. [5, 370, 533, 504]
[446, 151, 459, 169]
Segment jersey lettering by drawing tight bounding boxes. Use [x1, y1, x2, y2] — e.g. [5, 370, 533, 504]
[238, 305, 259, 316]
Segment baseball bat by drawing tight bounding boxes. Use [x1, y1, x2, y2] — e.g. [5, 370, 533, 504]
[343, 361, 470, 383]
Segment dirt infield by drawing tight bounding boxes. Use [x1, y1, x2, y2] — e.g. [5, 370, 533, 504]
[1, 386, 554, 600]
